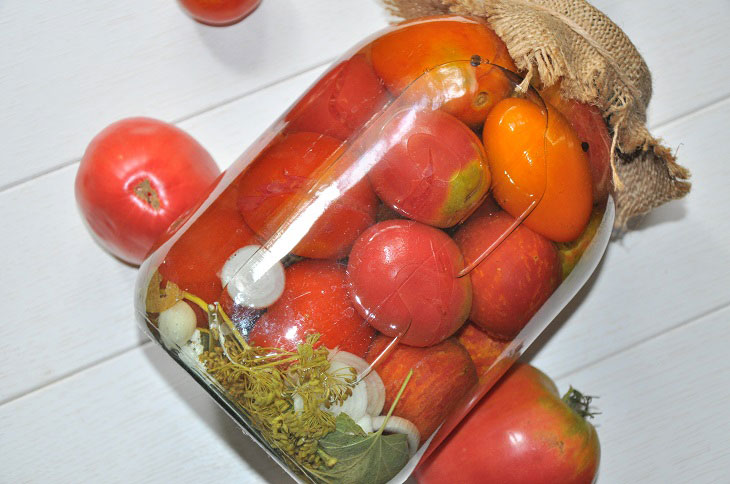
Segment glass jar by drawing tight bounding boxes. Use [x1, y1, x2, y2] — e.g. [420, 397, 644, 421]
[135, 15, 614, 484]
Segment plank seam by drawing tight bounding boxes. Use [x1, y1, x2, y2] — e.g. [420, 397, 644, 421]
[0, 340, 152, 407]
[551, 299, 730, 382]
[0, 58, 336, 194]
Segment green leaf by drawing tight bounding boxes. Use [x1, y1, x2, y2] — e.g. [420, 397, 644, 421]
[315, 413, 410, 484]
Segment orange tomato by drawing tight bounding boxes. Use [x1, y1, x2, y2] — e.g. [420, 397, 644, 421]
[370, 15, 516, 128]
[540, 83, 612, 205]
[482, 98, 593, 242]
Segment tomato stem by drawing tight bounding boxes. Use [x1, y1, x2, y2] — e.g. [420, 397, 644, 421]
[562, 386, 599, 420]
[134, 178, 161, 210]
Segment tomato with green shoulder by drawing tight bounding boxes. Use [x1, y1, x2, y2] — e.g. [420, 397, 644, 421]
[416, 363, 600, 484]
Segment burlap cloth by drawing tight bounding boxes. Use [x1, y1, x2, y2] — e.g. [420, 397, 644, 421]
[383, 0, 691, 230]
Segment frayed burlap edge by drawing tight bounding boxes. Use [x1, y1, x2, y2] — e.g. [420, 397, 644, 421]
[382, 0, 691, 230]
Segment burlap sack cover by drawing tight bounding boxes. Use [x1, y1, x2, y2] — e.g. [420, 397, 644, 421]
[384, 0, 691, 230]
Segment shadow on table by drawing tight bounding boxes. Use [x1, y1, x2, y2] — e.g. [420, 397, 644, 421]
[621, 199, 688, 235]
[190, 4, 271, 75]
[140, 340, 295, 483]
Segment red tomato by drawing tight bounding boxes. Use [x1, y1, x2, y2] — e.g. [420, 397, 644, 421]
[236, 132, 378, 259]
[347, 219, 472, 347]
[75, 117, 220, 265]
[453, 209, 561, 340]
[178, 0, 260, 26]
[540, 83, 612, 204]
[370, 15, 516, 128]
[455, 321, 507, 382]
[368, 109, 491, 228]
[416, 363, 600, 484]
[366, 335, 478, 443]
[285, 54, 389, 140]
[249, 259, 375, 357]
[158, 182, 257, 305]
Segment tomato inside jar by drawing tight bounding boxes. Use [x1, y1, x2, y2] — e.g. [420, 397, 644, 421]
[135, 14, 613, 484]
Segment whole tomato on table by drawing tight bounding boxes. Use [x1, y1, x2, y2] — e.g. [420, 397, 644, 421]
[75, 117, 220, 266]
[178, 0, 261, 26]
[416, 363, 600, 484]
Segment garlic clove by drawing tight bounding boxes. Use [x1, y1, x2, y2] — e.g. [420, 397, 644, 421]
[158, 300, 197, 349]
[221, 245, 285, 309]
[292, 394, 304, 414]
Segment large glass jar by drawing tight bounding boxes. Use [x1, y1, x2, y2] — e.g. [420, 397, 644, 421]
[135, 15, 614, 483]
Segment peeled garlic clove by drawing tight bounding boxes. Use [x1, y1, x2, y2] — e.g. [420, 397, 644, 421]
[221, 245, 285, 309]
[327, 349, 386, 416]
[158, 300, 197, 349]
[372, 415, 420, 457]
[292, 394, 304, 414]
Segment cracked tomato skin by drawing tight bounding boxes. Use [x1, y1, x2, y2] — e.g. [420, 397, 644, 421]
[236, 132, 378, 259]
[370, 15, 516, 128]
[416, 363, 600, 484]
[347, 219, 471, 347]
[368, 109, 491, 228]
[249, 259, 375, 357]
[285, 53, 389, 140]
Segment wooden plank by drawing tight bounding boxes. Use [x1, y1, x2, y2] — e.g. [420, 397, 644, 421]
[592, 0, 730, 126]
[3, 0, 728, 425]
[0, 164, 142, 404]
[527, 97, 730, 378]
[553, 304, 730, 483]
[0, 66, 327, 404]
[179, 65, 328, 170]
[2, 266, 727, 484]
[0, 342, 293, 483]
[3, 1, 730, 190]
[0, 0, 389, 188]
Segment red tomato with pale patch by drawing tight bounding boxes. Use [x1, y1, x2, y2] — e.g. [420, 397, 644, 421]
[347, 219, 471, 347]
[75, 117, 220, 265]
[286, 54, 389, 140]
[157, 182, 256, 304]
[178, 0, 260, 26]
[249, 259, 375, 357]
[236, 132, 378, 259]
[369, 109, 491, 228]
[416, 363, 600, 484]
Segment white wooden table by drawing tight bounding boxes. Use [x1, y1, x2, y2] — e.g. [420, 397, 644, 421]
[2, 1, 729, 482]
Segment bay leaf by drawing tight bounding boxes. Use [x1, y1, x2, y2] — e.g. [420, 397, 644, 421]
[145, 271, 183, 313]
[316, 413, 409, 484]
